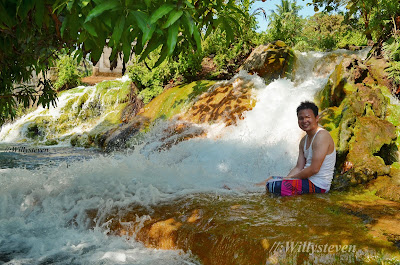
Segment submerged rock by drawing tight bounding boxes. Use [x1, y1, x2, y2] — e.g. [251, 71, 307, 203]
[90, 193, 400, 265]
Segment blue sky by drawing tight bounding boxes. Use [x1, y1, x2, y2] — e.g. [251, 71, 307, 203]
[250, 0, 317, 32]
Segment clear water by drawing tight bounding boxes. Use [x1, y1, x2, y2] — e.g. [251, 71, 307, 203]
[0, 50, 370, 264]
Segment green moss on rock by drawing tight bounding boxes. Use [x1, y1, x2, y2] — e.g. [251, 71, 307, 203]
[140, 80, 216, 126]
[240, 41, 296, 83]
[44, 139, 58, 146]
[317, 56, 399, 192]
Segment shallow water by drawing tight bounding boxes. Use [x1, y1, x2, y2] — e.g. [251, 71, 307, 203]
[0, 144, 101, 170]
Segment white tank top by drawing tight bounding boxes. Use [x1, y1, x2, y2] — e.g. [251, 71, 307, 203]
[304, 128, 336, 191]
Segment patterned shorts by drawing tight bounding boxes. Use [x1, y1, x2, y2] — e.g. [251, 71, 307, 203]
[266, 177, 326, 196]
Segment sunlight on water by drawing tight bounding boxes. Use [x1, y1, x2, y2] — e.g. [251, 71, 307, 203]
[0, 50, 370, 264]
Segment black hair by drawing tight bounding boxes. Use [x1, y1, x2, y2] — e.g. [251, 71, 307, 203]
[296, 101, 318, 117]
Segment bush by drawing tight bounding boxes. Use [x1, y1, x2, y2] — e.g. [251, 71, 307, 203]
[202, 19, 262, 77]
[293, 40, 313, 52]
[128, 49, 175, 104]
[383, 36, 400, 88]
[173, 51, 204, 82]
[337, 31, 368, 48]
[54, 54, 83, 91]
[295, 13, 353, 51]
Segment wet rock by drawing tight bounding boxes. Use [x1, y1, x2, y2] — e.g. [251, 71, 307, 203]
[102, 77, 257, 151]
[368, 175, 400, 202]
[120, 82, 144, 123]
[313, 53, 345, 78]
[339, 194, 400, 248]
[240, 41, 295, 82]
[103, 121, 141, 151]
[102, 81, 215, 150]
[317, 56, 399, 192]
[182, 77, 256, 126]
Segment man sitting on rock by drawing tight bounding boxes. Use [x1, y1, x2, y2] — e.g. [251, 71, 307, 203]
[259, 101, 336, 196]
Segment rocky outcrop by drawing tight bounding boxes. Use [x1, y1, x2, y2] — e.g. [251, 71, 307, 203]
[317, 56, 400, 191]
[102, 77, 257, 151]
[240, 40, 295, 82]
[181, 77, 256, 126]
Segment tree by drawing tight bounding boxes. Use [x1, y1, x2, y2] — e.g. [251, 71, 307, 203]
[300, 13, 348, 51]
[267, 0, 303, 46]
[310, 0, 400, 45]
[0, 0, 244, 123]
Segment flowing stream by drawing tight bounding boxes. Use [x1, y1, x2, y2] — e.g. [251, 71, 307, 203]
[0, 49, 382, 265]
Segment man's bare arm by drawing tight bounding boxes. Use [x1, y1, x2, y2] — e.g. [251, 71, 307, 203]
[286, 137, 306, 178]
[286, 131, 331, 179]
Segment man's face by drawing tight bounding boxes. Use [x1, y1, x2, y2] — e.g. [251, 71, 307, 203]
[297, 109, 319, 132]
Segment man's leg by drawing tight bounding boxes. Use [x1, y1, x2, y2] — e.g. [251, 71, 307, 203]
[268, 179, 326, 196]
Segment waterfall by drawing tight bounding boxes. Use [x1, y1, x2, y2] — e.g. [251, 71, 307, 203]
[0, 76, 131, 145]
[0, 49, 372, 264]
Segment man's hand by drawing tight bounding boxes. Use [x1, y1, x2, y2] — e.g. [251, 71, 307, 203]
[255, 176, 272, 187]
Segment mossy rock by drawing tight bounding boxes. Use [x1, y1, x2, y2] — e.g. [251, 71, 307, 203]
[349, 116, 395, 169]
[368, 175, 400, 202]
[318, 55, 399, 192]
[44, 139, 58, 146]
[70, 133, 93, 148]
[239, 41, 296, 83]
[25, 117, 52, 140]
[96, 80, 131, 105]
[365, 57, 392, 88]
[182, 78, 256, 126]
[103, 80, 215, 150]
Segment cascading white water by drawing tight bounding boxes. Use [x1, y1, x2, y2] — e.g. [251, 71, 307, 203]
[0, 76, 131, 145]
[0, 50, 369, 264]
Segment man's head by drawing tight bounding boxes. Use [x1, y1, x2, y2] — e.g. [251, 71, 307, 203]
[296, 101, 319, 133]
[296, 101, 318, 117]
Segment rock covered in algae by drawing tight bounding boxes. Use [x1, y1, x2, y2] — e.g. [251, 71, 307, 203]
[239, 40, 295, 82]
[317, 55, 399, 192]
[103, 77, 257, 151]
[181, 77, 256, 126]
[103, 80, 215, 151]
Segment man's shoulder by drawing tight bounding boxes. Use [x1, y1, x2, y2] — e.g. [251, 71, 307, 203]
[318, 128, 333, 138]
[314, 129, 334, 144]
[299, 135, 306, 145]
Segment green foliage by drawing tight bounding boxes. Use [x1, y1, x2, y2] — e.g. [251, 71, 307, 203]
[126, 0, 262, 104]
[128, 49, 175, 104]
[282, 11, 367, 51]
[266, 0, 303, 47]
[202, 0, 264, 76]
[55, 0, 244, 67]
[129, 48, 204, 104]
[384, 36, 400, 61]
[337, 31, 368, 48]
[0, 0, 59, 123]
[298, 13, 347, 51]
[0, 0, 242, 122]
[173, 51, 204, 82]
[54, 53, 83, 91]
[312, 0, 400, 43]
[383, 36, 400, 87]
